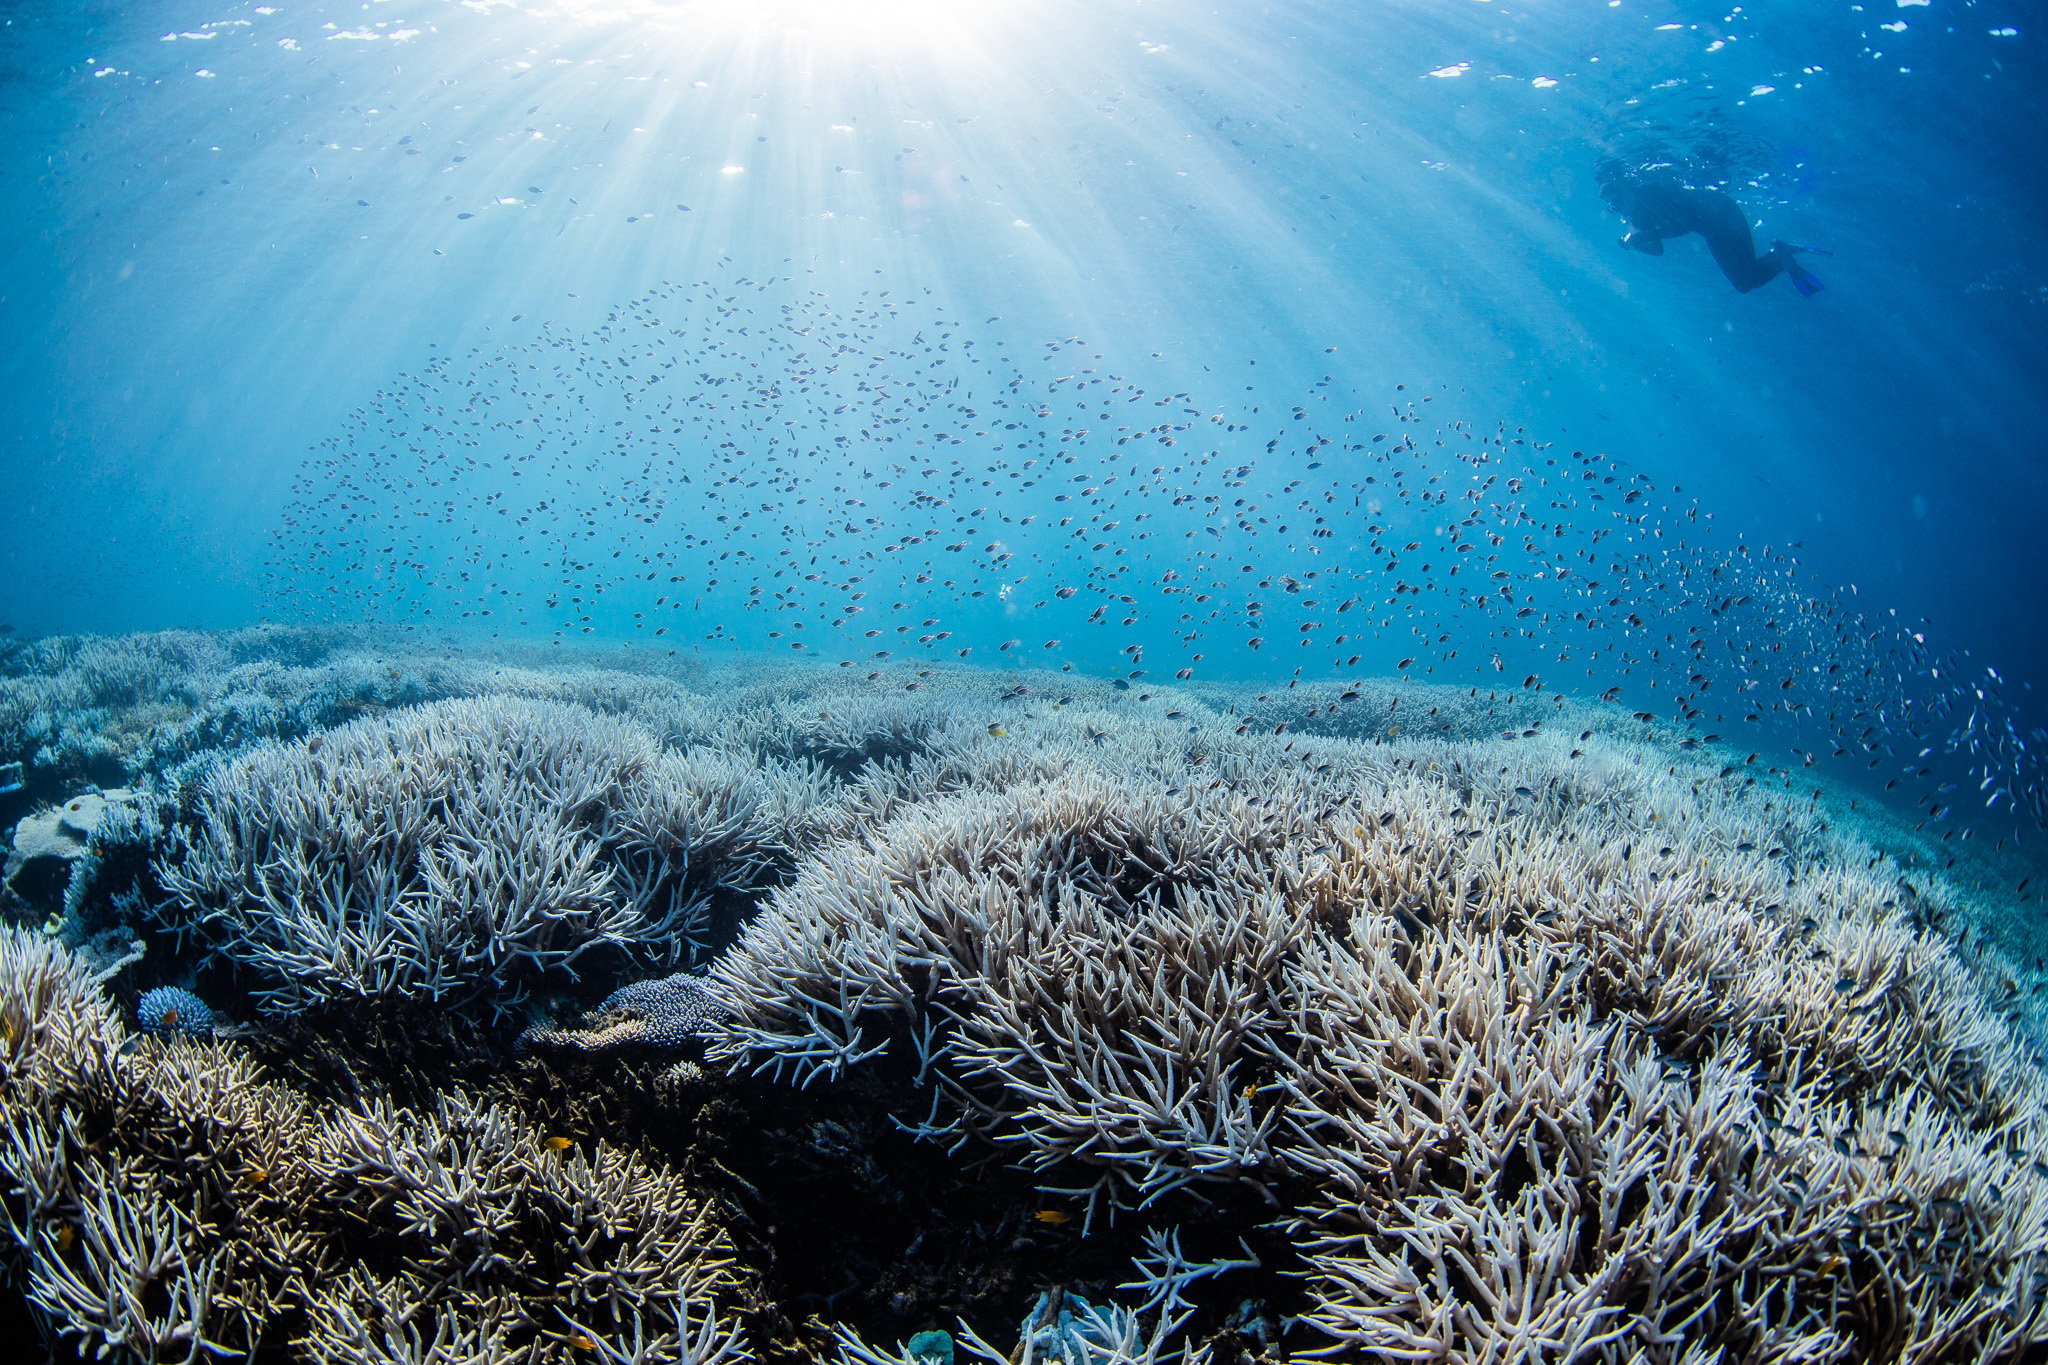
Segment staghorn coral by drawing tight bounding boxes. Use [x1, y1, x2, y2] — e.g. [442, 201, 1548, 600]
[299, 1275, 747, 1365]
[0, 929, 128, 1099]
[705, 699, 2048, 1361]
[709, 764, 1323, 1194]
[23, 1149, 239, 1364]
[0, 930, 746, 1364]
[149, 696, 825, 1018]
[5, 639, 2046, 1360]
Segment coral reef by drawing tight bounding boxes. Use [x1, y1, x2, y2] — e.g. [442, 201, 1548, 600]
[0, 626, 710, 801]
[704, 679, 2048, 1360]
[0, 635, 2043, 1363]
[0, 930, 745, 1364]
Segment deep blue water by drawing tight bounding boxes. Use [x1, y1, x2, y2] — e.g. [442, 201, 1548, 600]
[3, 0, 2045, 836]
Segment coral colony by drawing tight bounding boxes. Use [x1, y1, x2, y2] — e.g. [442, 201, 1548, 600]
[133, 987, 214, 1040]
[0, 633, 2044, 1364]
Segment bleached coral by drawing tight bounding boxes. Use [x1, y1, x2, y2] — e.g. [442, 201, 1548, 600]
[23, 1151, 239, 1365]
[0, 626, 717, 797]
[149, 696, 823, 1017]
[5, 639, 2045, 1361]
[705, 703, 2048, 1361]
[0, 929, 127, 1096]
[0, 930, 745, 1363]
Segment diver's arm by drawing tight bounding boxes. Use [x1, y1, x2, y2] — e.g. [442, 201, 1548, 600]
[1620, 230, 1665, 255]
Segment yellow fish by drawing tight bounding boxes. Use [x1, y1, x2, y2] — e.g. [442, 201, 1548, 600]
[1030, 1209, 1071, 1226]
[543, 1136, 574, 1153]
[986, 724, 1007, 737]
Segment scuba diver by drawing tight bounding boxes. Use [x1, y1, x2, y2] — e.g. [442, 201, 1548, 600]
[1599, 166, 1826, 296]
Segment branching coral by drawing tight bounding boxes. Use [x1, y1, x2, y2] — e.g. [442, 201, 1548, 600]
[0, 929, 127, 1096]
[705, 707, 2048, 1361]
[149, 696, 824, 1017]
[6, 642, 2046, 1361]
[24, 1151, 240, 1364]
[0, 929, 746, 1364]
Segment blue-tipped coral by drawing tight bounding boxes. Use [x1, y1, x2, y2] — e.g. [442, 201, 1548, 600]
[521, 971, 733, 1055]
[134, 985, 214, 1038]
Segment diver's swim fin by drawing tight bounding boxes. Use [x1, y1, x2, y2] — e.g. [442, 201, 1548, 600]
[1772, 241, 1826, 297]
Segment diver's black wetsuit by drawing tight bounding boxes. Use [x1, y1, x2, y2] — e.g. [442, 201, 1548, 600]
[1604, 176, 1812, 294]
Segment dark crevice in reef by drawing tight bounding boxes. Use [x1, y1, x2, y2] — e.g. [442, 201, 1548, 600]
[512, 1043, 1312, 1361]
[780, 732, 939, 781]
[1, 1288, 53, 1364]
[242, 1000, 523, 1111]
[692, 882, 779, 964]
[512, 1047, 1074, 1351]
[706, 1077, 1065, 1347]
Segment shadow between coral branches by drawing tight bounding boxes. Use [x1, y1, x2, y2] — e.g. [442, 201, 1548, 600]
[229, 991, 1304, 1360]
[517, 1039, 1309, 1359]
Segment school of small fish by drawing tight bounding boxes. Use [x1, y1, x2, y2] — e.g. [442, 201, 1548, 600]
[266, 275, 2048, 872]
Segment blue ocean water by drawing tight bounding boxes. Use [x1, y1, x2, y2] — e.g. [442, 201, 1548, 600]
[2, 2, 2044, 834]
[7, 7, 2048, 1355]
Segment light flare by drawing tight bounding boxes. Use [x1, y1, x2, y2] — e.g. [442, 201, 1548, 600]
[546, 0, 1029, 54]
